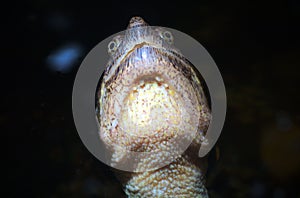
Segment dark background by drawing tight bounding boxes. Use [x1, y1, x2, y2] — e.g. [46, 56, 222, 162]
[5, 0, 300, 197]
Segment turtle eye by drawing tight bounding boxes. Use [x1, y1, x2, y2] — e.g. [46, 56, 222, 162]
[108, 40, 118, 55]
[108, 35, 123, 55]
[162, 31, 173, 44]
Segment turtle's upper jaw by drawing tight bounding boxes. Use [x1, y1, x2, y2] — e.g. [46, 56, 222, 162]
[104, 18, 181, 84]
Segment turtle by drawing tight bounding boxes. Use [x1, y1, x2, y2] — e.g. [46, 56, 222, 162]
[96, 16, 211, 198]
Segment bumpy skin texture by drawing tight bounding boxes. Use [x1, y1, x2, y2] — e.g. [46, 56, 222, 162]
[96, 17, 211, 197]
[117, 146, 209, 197]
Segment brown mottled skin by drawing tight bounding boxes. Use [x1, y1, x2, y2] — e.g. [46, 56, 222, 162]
[96, 17, 211, 197]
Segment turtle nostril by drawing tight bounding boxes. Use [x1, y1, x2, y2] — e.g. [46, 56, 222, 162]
[128, 16, 148, 29]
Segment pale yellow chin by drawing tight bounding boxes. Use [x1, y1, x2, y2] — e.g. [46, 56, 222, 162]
[119, 76, 183, 138]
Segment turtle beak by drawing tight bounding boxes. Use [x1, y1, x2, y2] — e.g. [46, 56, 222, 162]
[127, 16, 149, 29]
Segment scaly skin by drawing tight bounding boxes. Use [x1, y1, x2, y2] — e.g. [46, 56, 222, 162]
[96, 17, 211, 197]
[116, 145, 209, 197]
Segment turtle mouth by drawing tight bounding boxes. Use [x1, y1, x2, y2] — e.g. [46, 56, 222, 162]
[99, 43, 201, 154]
[119, 74, 183, 138]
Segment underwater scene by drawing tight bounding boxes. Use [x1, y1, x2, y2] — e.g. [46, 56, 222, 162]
[6, 0, 300, 197]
